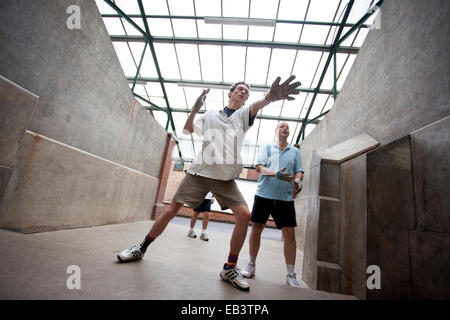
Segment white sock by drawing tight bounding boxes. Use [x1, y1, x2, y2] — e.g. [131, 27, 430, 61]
[249, 256, 257, 265]
[201, 229, 206, 234]
[286, 264, 295, 275]
[189, 228, 194, 232]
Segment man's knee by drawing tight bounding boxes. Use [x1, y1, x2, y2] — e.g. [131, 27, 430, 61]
[166, 202, 182, 219]
[232, 205, 251, 223]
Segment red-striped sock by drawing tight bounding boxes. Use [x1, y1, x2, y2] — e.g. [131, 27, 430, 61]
[140, 234, 154, 253]
[224, 253, 239, 269]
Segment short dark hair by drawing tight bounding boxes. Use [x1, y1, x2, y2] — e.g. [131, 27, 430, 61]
[229, 81, 250, 93]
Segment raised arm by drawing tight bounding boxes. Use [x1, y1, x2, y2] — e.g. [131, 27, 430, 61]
[250, 75, 301, 118]
[183, 88, 210, 135]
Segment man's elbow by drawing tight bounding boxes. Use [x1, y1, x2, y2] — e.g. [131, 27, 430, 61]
[255, 165, 263, 173]
[183, 126, 193, 135]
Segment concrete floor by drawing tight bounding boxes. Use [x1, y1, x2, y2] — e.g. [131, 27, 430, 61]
[0, 219, 356, 300]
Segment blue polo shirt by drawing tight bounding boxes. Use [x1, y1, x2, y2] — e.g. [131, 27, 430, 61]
[255, 143, 304, 201]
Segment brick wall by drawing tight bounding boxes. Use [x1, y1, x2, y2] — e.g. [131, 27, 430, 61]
[164, 161, 189, 202]
[151, 134, 177, 220]
[246, 168, 259, 181]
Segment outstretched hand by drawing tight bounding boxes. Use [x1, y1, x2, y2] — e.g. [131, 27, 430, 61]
[192, 88, 210, 112]
[265, 76, 301, 103]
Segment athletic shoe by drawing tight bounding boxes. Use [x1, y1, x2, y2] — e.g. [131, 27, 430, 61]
[220, 264, 250, 291]
[117, 244, 145, 262]
[241, 262, 256, 278]
[187, 230, 197, 238]
[286, 273, 301, 287]
[200, 233, 209, 241]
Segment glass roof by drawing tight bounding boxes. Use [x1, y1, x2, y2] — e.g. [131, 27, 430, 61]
[96, 0, 379, 166]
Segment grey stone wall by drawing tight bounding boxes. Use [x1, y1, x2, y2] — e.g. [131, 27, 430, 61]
[0, 0, 168, 232]
[366, 118, 450, 299]
[296, 0, 449, 252]
[297, 0, 450, 298]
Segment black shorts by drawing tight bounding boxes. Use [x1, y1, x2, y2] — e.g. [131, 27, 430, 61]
[250, 195, 297, 229]
[193, 199, 211, 212]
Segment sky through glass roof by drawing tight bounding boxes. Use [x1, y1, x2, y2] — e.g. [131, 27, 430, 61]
[96, 0, 379, 166]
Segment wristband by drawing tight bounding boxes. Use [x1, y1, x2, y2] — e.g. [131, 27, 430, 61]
[276, 171, 282, 179]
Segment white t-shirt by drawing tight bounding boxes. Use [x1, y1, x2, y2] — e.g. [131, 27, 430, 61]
[187, 106, 252, 180]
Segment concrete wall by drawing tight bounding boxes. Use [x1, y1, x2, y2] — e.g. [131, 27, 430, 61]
[296, 0, 449, 251]
[366, 119, 450, 299]
[0, 0, 168, 232]
[297, 0, 450, 298]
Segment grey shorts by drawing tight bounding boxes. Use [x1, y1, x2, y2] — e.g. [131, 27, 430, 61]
[172, 173, 247, 210]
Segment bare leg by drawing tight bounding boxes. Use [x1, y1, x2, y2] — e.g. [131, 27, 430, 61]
[148, 202, 183, 239]
[202, 212, 210, 230]
[282, 227, 296, 265]
[190, 211, 200, 229]
[249, 222, 265, 258]
[228, 205, 251, 255]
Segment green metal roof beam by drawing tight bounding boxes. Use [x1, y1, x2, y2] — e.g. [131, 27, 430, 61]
[296, 0, 384, 143]
[101, 14, 371, 28]
[103, 0, 181, 157]
[296, 0, 355, 144]
[110, 35, 359, 54]
[103, 0, 147, 36]
[306, 110, 330, 124]
[145, 106, 320, 124]
[131, 40, 148, 92]
[126, 77, 338, 95]
[334, 0, 384, 48]
[136, 0, 182, 158]
[134, 93, 167, 113]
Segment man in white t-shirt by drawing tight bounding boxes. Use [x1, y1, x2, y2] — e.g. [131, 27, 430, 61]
[117, 76, 301, 291]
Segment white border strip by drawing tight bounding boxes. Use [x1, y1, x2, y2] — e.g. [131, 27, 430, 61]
[25, 130, 158, 181]
[319, 196, 340, 202]
[0, 74, 39, 99]
[410, 115, 450, 135]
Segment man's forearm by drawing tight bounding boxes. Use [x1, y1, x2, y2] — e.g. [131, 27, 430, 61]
[250, 97, 271, 118]
[256, 165, 277, 177]
[184, 88, 209, 134]
[183, 110, 197, 134]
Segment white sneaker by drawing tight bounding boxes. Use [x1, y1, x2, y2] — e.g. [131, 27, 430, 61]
[200, 232, 209, 241]
[220, 264, 250, 291]
[187, 230, 197, 238]
[286, 273, 301, 287]
[117, 244, 145, 262]
[241, 262, 256, 278]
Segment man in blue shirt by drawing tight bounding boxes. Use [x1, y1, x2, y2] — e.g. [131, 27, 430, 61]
[241, 122, 304, 287]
